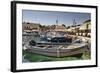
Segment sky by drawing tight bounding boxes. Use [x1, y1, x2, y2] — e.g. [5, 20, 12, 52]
[22, 10, 91, 26]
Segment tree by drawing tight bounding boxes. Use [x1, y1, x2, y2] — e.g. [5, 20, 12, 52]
[62, 24, 66, 27]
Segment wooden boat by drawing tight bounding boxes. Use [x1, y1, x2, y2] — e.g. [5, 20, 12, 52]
[25, 43, 88, 57]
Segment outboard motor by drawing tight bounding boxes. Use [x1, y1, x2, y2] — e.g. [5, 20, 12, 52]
[29, 40, 36, 46]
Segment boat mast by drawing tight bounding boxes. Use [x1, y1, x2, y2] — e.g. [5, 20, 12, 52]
[56, 16, 58, 25]
[73, 19, 76, 26]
